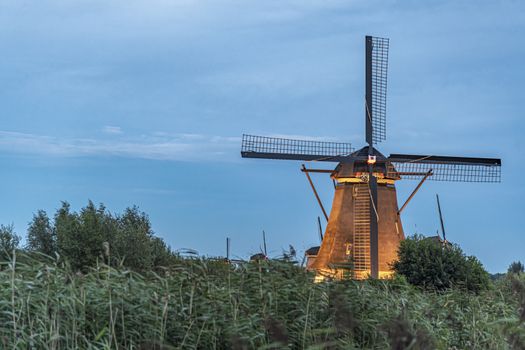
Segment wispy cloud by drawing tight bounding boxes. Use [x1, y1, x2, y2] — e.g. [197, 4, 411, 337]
[102, 126, 123, 135]
[0, 130, 357, 161]
[0, 130, 240, 162]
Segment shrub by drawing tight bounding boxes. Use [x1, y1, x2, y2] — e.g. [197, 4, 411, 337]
[392, 234, 490, 293]
[0, 224, 20, 260]
[508, 261, 524, 275]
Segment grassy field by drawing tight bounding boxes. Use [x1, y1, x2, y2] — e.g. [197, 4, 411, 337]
[0, 253, 524, 349]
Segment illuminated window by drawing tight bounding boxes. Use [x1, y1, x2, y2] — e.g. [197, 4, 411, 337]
[345, 243, 352, 256]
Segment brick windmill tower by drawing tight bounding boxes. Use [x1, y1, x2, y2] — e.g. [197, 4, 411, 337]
[241, 36, 501, 279]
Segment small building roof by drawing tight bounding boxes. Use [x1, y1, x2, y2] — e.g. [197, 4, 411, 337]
[305, 246, 320, 256]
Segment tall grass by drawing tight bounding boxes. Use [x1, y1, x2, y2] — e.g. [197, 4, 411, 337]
[0, 252, 523, 349]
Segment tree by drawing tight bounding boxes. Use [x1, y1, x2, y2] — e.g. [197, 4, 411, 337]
[393, 235, 490, 293]
[150, 236, 173, 268]
[112, 206, 155, 270]
[0, 224, 20, 260]
[53, 201, 112, 270]
[34, 200, 173, 272]
[27, 210, 56, 256]
[55, 201, 82, 269]
[508, 261, 524, 275]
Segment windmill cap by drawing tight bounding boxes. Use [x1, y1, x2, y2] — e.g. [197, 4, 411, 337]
[348, 146, 387, 161]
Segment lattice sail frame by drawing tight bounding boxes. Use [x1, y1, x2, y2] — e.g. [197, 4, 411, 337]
[370, 36, 389, 144]
[241, 134, 354, 161]
[387, 161, 501, 183]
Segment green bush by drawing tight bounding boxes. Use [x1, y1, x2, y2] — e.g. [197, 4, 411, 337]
[392, 234, 490, 293]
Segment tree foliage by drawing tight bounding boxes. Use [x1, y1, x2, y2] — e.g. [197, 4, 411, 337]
[0, 224, 20, 260]
[112, 206, 156, 269]
[26, 201, 174, 272]
[393, 234, 490, 293]
[26, 210, 56, 256]
[508, 261, 525, 275]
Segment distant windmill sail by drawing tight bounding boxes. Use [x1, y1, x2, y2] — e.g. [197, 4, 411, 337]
[262, 230, 267, 257]
[436, 194, 446, 242]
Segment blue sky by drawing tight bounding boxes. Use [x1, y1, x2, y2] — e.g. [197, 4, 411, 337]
[0, 0, 523, 272]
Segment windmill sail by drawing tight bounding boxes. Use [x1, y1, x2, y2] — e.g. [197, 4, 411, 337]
[436, 194, 446, 242]
[241, 134, 353, 162]
[388, 154, 501, 182]
[365, 36, 389, 145]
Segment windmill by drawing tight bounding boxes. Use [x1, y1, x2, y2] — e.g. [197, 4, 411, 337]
[241, 36, 501, 280]
[250, 230, 269, 261]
